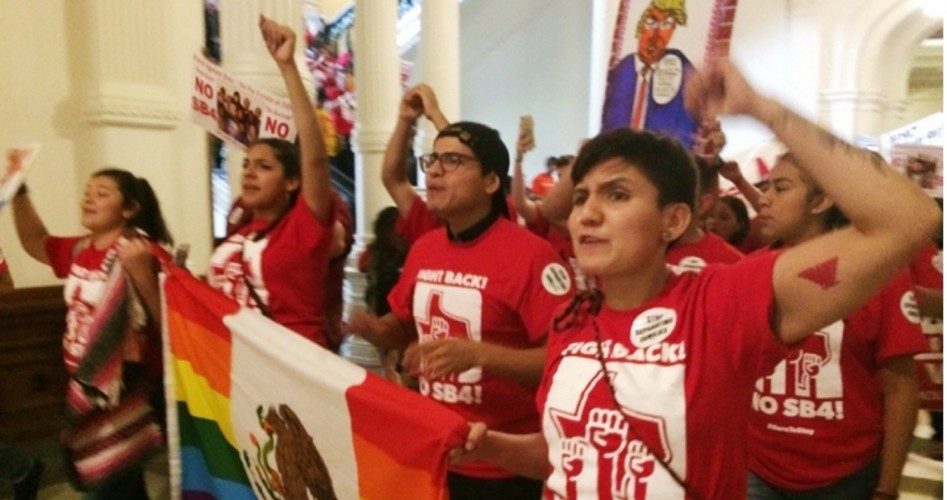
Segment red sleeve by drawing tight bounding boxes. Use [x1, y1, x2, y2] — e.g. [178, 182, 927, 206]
[876, 269, 929, 363]
[517, 241, 576, 342]
[387, 245, 421, 326]
[395, 195, 443, 245]
[0, 248, 7, 275]
[701, 249, 784, 373]
[44, 236, 83, 278]
[524, 209, 551, 239]
[910, 243, 942, 290]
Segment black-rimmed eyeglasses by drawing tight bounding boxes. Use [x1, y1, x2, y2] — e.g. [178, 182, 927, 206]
[418, 152, 479, 173]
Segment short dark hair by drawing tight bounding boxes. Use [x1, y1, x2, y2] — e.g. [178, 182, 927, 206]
[572, 129, 697, 212]
[93, 168, 173, 245]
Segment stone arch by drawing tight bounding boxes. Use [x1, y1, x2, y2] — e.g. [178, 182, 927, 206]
[820, 0, 941, 136]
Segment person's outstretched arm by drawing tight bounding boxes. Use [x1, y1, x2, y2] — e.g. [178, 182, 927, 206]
[687, 60, 941, 344]
[874, 355, 921, 498]
[719, 160, 763, 212]
[9, 151, 49, 264]
[418, 340, 546, 386]
[260, 15, 332, 221]
[382, 84, 448, 217]
[415, 84, 450, 131]
[12, 188, 50, 265]
[344, 310, 415, 351]
[537, 158, 576, 226]
[511, 132, 540, 224]
[451, 425, 548, 480]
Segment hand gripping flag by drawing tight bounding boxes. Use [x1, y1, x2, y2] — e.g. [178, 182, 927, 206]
[162, 265, 468, 499]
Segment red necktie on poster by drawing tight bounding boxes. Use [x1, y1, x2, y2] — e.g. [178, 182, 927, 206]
[630, 66, 651, 130]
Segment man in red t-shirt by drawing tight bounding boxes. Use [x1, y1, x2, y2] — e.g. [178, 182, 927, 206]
[349, 110, 574, 499]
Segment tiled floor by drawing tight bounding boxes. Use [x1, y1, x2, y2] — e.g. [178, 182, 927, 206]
[0, 439, 167, 499]
[1, 437, 943, 499]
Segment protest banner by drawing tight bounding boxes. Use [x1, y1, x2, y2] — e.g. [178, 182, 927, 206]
[192, 54, 298, 151]
[601, 0, 737, 150]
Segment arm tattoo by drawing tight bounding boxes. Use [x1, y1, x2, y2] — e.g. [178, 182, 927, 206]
[767, 105, 888, 175]
[797, 257, 841, 290]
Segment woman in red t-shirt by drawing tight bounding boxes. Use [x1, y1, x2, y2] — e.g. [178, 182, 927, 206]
[12, 161, 172, 498]
[747, 153, 926, 498]
[206, 17, 349, 348]
[452, 60, 940, 499]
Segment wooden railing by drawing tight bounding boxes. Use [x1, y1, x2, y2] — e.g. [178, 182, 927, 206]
[0, 286, 67, 442]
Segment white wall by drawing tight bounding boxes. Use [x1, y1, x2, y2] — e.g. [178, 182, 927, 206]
[455, 0, 942, 174]
[453, 0, 806, 164]
[458, 0, 593, 179]
[0, 1, 82, 287]
[0, 1, 210, 288]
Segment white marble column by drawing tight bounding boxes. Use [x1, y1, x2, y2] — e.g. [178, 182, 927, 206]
[418, 0, 461, 155]
[65, 0, 210, 269]
[340, 0, 401, 371]
[73, 1, 180, 176]
[352, 0, 401, 240]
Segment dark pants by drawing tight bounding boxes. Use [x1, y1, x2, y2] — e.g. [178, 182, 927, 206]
[81, 466, 148, 500]
[747, 460, 879, 499]
[0, 441, 33, 482]
[448, 472, 543, 500]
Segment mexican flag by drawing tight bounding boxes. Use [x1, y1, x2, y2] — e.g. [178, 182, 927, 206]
[162, 265, 468, 499]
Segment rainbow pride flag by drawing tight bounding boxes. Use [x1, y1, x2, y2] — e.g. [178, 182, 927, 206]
[162, 265, 468, 499]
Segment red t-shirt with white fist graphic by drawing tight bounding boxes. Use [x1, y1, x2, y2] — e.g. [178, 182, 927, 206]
[538, 251, 783, 499]
[389, 217, 574, 478]
[207, 196, 336, 347]
[748, 269, 927, 490]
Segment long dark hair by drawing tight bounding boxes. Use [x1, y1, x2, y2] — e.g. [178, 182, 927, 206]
[234, 139, 302, 240]
[251, 138, 300, 179]
[93, 168, 173, 245]
[365, 207, 408, 316]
